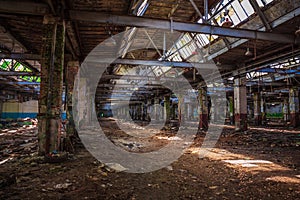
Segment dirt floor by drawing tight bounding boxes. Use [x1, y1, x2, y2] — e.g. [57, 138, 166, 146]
[0, 118, 299, 200]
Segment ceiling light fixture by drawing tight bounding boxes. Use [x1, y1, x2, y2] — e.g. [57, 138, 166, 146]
[245, 42, 253, 57]
[245, 47, 253, 56]
[295, 27, 300, 37]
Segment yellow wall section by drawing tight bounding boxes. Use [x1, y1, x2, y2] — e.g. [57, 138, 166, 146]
[22, 100, 38, 113]
[2, 100, 38, 113]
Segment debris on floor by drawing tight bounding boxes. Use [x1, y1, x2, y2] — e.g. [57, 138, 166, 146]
[0, 118, 299, 199]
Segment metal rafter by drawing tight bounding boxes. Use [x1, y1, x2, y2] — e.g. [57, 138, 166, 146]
[189, 0, 205, 22]
[0, 53, 41, 60]
[0, 71, 37, 76]
[69, 11, 296, 44]
[203, 6, 300, 62]
[249, 0, 272, 31]
[87, 58, 223, 69]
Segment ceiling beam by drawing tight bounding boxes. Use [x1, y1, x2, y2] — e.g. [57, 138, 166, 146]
[0, 0, 49, 15]
[98, 83, 166, 88]
[0, 71, 37, 76]
[0, 53, 41, 60]
[101, 74, 199, 83]
[69, 10, 296, 43]
[89, 58, 219, 69]
[96, 100, 144, 104]
[66, 21, 81, 58]
[0, 25, 27, 52]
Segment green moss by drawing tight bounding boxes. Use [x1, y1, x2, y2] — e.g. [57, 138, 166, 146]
[266, 113, 283, 119]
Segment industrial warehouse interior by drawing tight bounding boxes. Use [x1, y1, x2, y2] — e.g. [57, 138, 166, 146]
[0, 0, 300, 199]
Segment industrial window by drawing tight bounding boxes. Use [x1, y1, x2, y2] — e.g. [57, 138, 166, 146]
[159, 0, 276, 75]
[256, 0, 274, 7]
[137, 0, 149, 16]
[212, 0, 257, 27]
[0, 59, 40, 82]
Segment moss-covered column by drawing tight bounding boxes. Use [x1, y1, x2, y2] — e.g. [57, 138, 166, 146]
[198, 87, 208, 130]
[283, 98, 289, 123]
[164, 95, 171, 123]
[38, 16, 65, 155]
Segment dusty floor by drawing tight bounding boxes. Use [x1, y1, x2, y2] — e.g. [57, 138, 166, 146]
[0, 118, 299, 200]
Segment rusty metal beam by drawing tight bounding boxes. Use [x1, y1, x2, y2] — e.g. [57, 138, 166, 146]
[0, 53, 41, 60]
[97, 83, 166, 88]
[0, 25, 27, 51]
[0, 71, 37, 76]
[0, 0, 49, 15]
[100, 74, 199, 83]
[89, 58, 223, 69]
[189, 0, 204, 22]
[69, 10, 296, 43]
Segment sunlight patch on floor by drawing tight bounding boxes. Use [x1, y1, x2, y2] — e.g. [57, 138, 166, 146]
[156, 136, 183, 141]
[187, 147, 291, 172]
[250, 127, 300, 134]
[266, 176, 300, 184]
[224, 160, 273, 168]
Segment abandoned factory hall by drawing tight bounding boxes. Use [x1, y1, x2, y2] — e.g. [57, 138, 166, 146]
[0, 0, 300, 199]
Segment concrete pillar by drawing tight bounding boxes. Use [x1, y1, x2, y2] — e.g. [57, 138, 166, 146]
[134, 104, 137, 120]
[234, 76, 247, 131]
[289, 87, 299, 127]
[198, 88, 208, 130]
[228, 96, 234, 124]
[283, 98, 289, 122]
[146, 99, 151, 121]
[65, 61, 79, 149]
[253, 93, 262, 126]
[38, 17, 65, 155]
[187, 103, 191, 121]
[154, 97, 159, 120]
[161, 98, 164, 120]
[178, 95, 185, 124]
[142, 103, 146, 121]
[124, 106, 128, 118]
[0, 100, 2, 118]
[210, 96, 216, 122]
[164, 95, 171, 122]
[129, 105, 133, 120]
[170, 104, 174, 120]
[260, 92, 267, 125]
